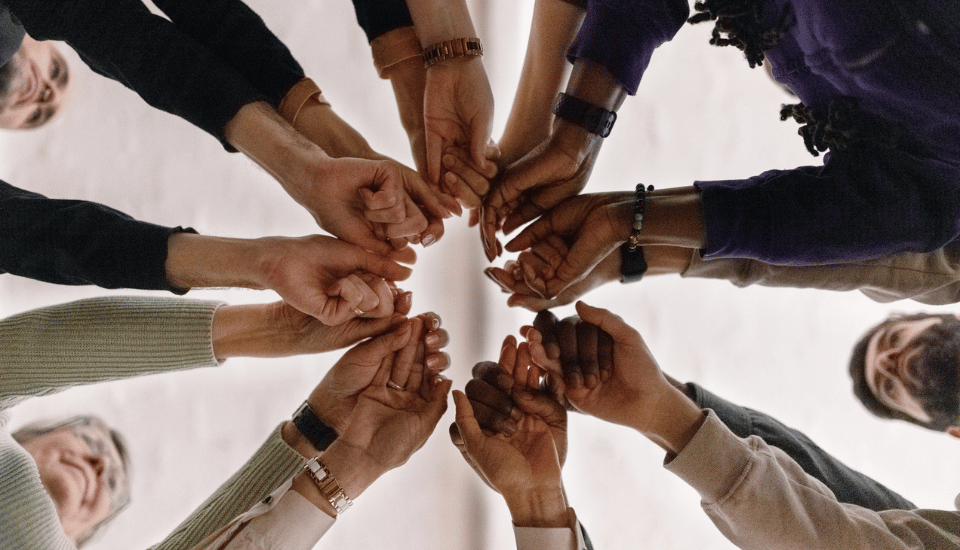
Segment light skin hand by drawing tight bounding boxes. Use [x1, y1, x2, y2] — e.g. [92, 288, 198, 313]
[210, 289, 414, 361]
[422, 57, 495, 204]
[166, 233, 415, 325]
[440, 142, 501, 211]
[305, 312, 451, 435]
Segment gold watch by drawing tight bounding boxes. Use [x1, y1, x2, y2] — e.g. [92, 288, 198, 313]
[422, 37, 483, 68]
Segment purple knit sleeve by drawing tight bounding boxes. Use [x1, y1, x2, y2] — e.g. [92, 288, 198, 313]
[697, 148, 960, 264]
[566, 0, 689, 94]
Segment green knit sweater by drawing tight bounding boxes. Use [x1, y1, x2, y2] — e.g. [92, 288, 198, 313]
[0, 297, 307, 549]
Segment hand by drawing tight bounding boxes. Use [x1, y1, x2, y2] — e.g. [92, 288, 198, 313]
[501, 192, 632, 298]
[457, 335, 568, 467]
[306, 313, 450, 435]
[365, 156, 460, 247]
[422, 57, 495, 206]
[484, 241, 620, 311]
[451, 338, 568, 527]
[291, 155, 426, 258]
[439, 143, 500, 211]
[337, 321, 453, 472]
[480, 121, 602, 261]
[254, 235, 419, 324]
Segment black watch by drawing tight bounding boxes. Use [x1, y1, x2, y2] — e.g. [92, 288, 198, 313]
[553, 92, 617, 137]
[619, 243, 648, 283]
[292, 402, 338, 451]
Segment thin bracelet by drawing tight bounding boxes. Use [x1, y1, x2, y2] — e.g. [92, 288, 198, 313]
[627, 184, 654, 250]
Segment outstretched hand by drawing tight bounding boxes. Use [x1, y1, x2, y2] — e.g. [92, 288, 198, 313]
[497, 192, 631, 299]
[306, 313, 450, 436]
[257, 235, 415, 325]
[423, 58, 495, 205]
[451, 334, 569, 527]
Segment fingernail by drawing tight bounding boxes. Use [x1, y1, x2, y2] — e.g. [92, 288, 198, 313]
[442, 154, 454, 168]
[602, 369, 612, 382]
[428, 314, 441, 330]
[586, 373, 598, 389]
[422, 233, 436, 247]
[570, 373, 584, 390]
[484, 268, 512, 293]
[400, 292, 413, 309]
[426, 356, 441, 370]
[425, 333, 440, 347]
[509, 406, 523, 422]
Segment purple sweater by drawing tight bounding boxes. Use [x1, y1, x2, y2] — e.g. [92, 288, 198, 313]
[569, 0, 960, 264]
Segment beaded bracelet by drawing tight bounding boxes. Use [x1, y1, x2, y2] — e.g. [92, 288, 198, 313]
[627, 184, 654, 251]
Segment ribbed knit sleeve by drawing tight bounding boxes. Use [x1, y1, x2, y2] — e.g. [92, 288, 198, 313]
[151, 425, 307, 550]
[0, 297, 222, 410]
[0, 419, 76, 550]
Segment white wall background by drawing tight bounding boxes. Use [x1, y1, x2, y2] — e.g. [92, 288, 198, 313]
[1, 1, 958, 549]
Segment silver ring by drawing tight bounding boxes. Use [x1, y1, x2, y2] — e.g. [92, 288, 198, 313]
[353, 307, 365, 316]
[386, 380, 403, 390]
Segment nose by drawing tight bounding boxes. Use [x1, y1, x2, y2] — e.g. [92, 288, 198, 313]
[85, 454, 107, 477]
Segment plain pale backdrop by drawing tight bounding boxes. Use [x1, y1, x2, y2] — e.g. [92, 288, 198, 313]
[1, 1, 958, 549]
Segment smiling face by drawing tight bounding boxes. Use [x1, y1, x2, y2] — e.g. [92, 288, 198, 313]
[864, 317, 942, 423]
[857, 314, 960, 436]
[0, 35, 70, 130]
[19, 419, 129, 543]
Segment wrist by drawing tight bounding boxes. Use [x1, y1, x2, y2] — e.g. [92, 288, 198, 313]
[550, 118, 604, 164]
[166, 233, 265, 290]
[504, 486, 569, 528]
[637, 386, 708, 457]
[211, 302, 293, 360]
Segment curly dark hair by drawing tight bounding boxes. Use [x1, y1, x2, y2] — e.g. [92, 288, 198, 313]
[687, 0, 794, 68]
[779, 98, 905, 157]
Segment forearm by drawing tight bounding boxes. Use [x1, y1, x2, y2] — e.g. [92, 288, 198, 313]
[607, 187, 708, 250]
[405, 0, 478, 45]
[0, 297, 220, 405]
[504, 486, 570, 528]
[499, 0, 585, 164]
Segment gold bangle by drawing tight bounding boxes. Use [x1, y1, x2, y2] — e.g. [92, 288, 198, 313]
[302, 456, 353, 514]
[371, 26, 423, 78]
[422, 37, 483, 68]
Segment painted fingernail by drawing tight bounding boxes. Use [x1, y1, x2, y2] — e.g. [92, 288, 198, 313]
[484, 268, 512, 293]
[426, 355, 441, 370]
[422, 233, 436, 247]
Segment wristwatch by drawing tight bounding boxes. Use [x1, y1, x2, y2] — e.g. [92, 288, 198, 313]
[554, 92, 617, 137]
[422, 37, 483, 68]
[292, 401, 338, 451]
[303, 457, 353, 514]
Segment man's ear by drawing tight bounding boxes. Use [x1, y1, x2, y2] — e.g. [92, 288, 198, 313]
[947, 426, 960, 439]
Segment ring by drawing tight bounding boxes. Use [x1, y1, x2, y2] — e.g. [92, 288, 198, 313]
[353, 307, 365, 316]
[386, 380, 403, 390]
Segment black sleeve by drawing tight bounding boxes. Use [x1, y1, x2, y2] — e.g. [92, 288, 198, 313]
[350, 0, 414, 42]
[151, 0, 304, 106]
[6, 0, 268, 149]
[686, 382, 917, 511]
[0, 180, 192, 291]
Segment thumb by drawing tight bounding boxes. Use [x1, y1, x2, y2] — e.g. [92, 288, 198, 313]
[574, 301, 637, 347]
[354, 319, 414, 360]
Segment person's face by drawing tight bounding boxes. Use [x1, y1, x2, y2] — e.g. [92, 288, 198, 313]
[0, 35, 71, 130]
[865, 317, 948, 425]
[20, 421, 128, 543]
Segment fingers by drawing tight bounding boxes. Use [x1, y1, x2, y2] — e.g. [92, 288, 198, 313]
[532, 310, 561, 362]
[442, 147, 496, 208]
[425, 130, 444, 187]
[576, 319, 600, 389]
[453, 390, 483, 442]
[464, 373, 518, 435]
[557, 315, 581, 388]
[420, 213, 445, 248]
[479, 205, 503, 262]
[498, 335, 519, 379]
[574, 301, 637, 345]
[360, 186, 406, 224]
[349, 246, 414, 282]
[385, 245, 418, 265]
[393, 287, 414, 316]
[322, 274, 382, 325]
[502, 201, 547, 236]
[598, 325, 614, 382]
[390, 316, 423, 390]
[358, 318, 414, 363]
[422, 313, 451, 373]
[355, 274, 395, 318]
